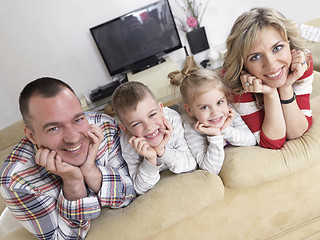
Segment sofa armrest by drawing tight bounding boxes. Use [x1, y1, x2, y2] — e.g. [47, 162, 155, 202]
[86, 170, 224, 240]
[220, 95, 320, 189]
[304, 18, 320, 72]
[0, 120, 24, 152]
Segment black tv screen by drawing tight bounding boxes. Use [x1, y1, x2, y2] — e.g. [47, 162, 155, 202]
[90, 0, 182, 76]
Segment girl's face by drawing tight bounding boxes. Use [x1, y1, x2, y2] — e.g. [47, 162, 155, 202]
[120, 94, 165, 147]
[185, 87, 229, 129]
[244, 26, 292, 88]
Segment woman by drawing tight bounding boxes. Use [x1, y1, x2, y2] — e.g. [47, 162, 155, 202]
[223, 7, 314, 149]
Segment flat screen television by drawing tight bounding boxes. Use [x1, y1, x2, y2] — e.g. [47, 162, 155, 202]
[90, 0, 182, 76]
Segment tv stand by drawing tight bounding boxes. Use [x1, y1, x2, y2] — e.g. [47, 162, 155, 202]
[131, 56, 166, 74]
[127, 57, 180, 101]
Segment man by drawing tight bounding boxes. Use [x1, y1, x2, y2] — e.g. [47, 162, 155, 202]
[0, 77, 136, 239]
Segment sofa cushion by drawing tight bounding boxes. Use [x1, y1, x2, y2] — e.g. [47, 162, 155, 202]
[0, 170, 224, 240]
[85, 169, 224, 240]
[311, 71, 320, 98]
[220, 93, 320, 189]
[220, 71, 320, 189]
[306, 42, 320, 72]
[0, 120, 24, 152]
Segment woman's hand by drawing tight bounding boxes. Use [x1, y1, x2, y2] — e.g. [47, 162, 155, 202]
[240, 71, 274, 94]
[283, 49, 308, 89]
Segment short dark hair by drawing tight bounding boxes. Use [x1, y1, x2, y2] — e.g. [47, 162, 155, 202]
[19, 77, 76, 130]
[112, 81, 156, 120]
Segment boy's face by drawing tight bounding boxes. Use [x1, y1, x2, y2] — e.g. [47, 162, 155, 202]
[120, 93, 165, 147]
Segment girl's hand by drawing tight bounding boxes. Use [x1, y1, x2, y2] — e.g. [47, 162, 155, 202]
[128, 136, 157, 165]
[285, 49, 308, 88]
[221, 107, 235, 130]
[194, 121, 221, 136]
[154, 117, 173, 157]
[240, 71, 273, 94]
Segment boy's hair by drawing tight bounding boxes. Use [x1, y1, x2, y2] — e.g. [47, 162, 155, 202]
[112, 81, 157, 120]
[223, 7, 306, 98]
[19, 77, 76, 131]
[169, 55, 231, 105]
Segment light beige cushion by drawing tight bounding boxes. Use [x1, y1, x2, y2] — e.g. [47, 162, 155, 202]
[0, 228, 35, 240]
[85, 170, 224, 240]
[306, 42, 320, 72]
[0, 120, 24, 152]
[0, 170, 224, 240]
[220, 72, 320, 189]
[304, 18, 320, 72]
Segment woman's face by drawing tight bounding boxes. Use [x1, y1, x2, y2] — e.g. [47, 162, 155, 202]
[243, 26, 292, 88]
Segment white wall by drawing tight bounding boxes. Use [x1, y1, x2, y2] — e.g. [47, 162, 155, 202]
[0, 0, 318, 129]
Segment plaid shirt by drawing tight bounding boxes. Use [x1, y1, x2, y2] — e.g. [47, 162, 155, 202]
[0, 112, 136, 239]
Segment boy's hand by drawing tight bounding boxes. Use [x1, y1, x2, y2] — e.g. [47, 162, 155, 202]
[194, 121, 221, 136]
[129, 136, 157, 165]
[153, 117, 172, 157]
[221, 107, 235, 130]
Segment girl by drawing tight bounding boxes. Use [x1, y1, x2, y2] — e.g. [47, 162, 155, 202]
[223, 7, 313, 149]
[169, 56, 256, 174]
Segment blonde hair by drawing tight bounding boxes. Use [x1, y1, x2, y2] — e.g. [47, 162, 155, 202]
[223, 7, 306, 101]
[111, 81, 156, 119]
[169, 55, 230, 106]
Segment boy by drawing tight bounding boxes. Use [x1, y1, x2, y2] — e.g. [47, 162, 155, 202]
[112, 81, 197, 195]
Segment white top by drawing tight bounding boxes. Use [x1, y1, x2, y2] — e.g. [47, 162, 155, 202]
[184, 110, 256, 174]
[120, 107, 197, 195]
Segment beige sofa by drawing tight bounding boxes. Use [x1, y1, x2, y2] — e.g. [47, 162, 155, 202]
[1, 19, 320, 240]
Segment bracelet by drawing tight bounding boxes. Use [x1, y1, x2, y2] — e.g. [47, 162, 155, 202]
[280, 92, 296, 104]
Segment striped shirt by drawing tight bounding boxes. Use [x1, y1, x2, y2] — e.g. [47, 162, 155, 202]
[231, 55, 314, 149]
[184, 110, 257, 174]
[0, 112, 136, 239]
[120, 107, 197, 195]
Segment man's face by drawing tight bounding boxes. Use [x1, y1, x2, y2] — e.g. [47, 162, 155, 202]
[25, 88, 90, 167]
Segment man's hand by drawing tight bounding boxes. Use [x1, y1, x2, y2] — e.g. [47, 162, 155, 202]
[80, 124, 104, 193]
[153, 117, 172, 157]
[35, 148, 86, 200]
[35, 148, 83, 182]
[128, 136, 157, 165]
[80, 124, 104, 175]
